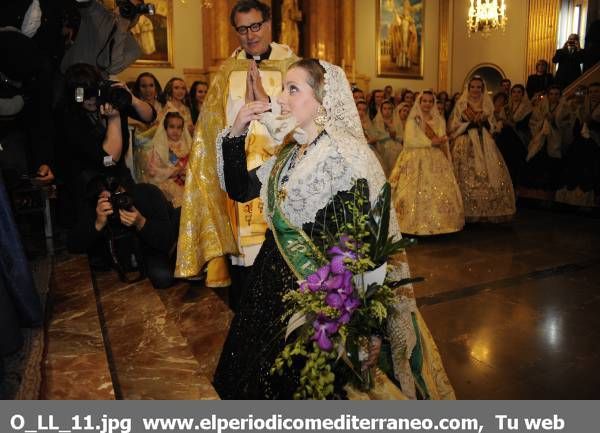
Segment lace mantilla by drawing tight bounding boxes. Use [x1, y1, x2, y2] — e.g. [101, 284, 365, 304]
[256, 61, 401, 236]
[321, 61, 366, 146]
[280, 133, 389, 227]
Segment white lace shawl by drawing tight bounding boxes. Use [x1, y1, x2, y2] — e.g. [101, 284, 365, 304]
[256, 132, 395, 231]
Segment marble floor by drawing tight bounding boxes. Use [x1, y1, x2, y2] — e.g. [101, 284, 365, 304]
[412, 208, 600, 399]
[41, 207, 600, 399]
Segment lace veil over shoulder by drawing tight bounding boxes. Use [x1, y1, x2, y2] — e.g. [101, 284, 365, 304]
[257, 61, 398, 234]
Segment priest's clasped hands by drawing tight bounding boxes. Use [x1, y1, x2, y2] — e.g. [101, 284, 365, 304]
[245, 60, 270, 104]
[231, 61, 272, 137]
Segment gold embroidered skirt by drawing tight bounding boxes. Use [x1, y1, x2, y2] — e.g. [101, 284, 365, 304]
[451, 135, 516, 222]
[390, 147, 465, 235]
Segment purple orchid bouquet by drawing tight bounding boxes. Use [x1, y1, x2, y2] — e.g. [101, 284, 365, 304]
[271, 182, 417, 399]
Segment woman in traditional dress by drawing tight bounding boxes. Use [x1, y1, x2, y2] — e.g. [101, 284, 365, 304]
[162, 77, 194, 136]
[146, 112, 192, 208]
[356, 99, 388, 171]
[521, 85, 571, 191]
[213, 59, 454, 400]
[130, 73, 164, 182]
[389, 91, 464, 235]
[495, 84, 532, 185]
[138, 78, 194, 186]
[449, 76, 516, 222]
[374, 100, 404, 176]
[396, 102, 410, 132]
[556, 83, 600, 206]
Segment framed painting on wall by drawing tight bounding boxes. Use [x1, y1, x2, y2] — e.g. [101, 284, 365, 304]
[100, 0, 174, 67]
[376, 0, 424, 79]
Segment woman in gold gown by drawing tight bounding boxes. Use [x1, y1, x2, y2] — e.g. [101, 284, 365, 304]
[390, 91, 464, 235]
[449, 76, 516, 222]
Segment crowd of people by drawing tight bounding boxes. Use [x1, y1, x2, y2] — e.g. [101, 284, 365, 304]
[352, 43, 599, 235]
[1, 0, 599, 399]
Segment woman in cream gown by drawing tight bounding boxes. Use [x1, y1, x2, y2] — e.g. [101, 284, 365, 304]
[450, 76, 516, 222]
[390, 91, 464, 235]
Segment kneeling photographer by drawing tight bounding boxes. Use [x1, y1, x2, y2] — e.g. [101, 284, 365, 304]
[63, 63, 178, 289]
[68, 177, 180, 289]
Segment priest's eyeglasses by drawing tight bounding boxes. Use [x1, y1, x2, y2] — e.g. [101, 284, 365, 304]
[235, 20, 266, 35]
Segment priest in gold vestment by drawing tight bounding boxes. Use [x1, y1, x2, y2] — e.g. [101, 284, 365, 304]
[175, 0, 298, 291]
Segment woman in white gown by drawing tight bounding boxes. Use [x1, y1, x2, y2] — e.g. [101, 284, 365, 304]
[449, 76, 516, 222]
[389, 91, 464, 235]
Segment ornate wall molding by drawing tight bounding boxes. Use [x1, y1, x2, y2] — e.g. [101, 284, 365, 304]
[526, 0, 561, 78]
[438, 0, 450, 91]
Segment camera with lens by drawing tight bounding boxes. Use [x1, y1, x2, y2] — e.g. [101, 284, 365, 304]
[116, 0, 155, 20]
[75, 80, 132, 112]
[88, 176, 143, 282]
[85, 174, 134, 221]
[110, 190, 134, 213]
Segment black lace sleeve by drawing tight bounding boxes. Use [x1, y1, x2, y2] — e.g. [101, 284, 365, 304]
[222, 134, 261, 203]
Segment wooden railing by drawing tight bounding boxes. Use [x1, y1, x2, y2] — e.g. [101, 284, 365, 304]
[563, 62, 600, 96]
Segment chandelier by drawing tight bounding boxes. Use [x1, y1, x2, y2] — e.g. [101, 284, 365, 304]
[467, 0, 507, 37]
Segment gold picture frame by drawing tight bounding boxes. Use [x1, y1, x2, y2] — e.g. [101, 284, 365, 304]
[376, 0, 424, 79]
[101, 0, 174, 68]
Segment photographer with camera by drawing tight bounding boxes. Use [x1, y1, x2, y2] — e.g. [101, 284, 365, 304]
[553, 33, 586, 90]
[62, 63, 155, 193]
[68, 177, 180, 289]
[64, 63, 179, 289]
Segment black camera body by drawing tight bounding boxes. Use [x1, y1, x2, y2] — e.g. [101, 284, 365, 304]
[116, 0, 155, 20]
[75, 80, 132, 112]
[110, 190, 134, 213]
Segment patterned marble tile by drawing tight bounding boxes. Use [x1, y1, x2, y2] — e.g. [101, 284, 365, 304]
[95, 272, 219, 399]
[157, 283, 233, 379]
[43, 256, 115, 400]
